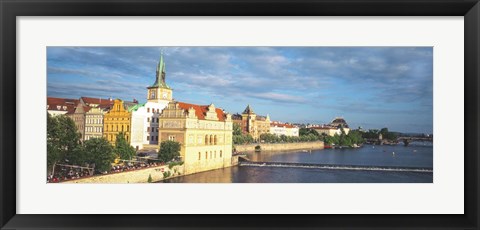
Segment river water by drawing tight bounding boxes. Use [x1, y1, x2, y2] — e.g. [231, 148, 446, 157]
[163, 143, 433, 183]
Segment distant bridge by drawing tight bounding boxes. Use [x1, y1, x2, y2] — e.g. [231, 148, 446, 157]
[397, 136, 433, 146]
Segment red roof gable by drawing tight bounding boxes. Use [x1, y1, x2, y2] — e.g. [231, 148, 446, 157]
[177, 102, 225, 121]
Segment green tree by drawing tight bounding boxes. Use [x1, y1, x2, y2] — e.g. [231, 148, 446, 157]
[115, 132, 136, 160]
[299, 128, 320, 137]
[148, 174, 153, 183]
[233, 123, 242, 136]
[47, 114, 81, 173]
[158, 140, 181, 163]
[83, 137, 116, 173]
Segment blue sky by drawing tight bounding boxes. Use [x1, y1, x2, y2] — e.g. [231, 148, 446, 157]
[47, 47, 433, 133]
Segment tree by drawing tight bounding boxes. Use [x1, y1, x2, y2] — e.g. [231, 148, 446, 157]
[83, 137, 116, 173]
[299, 128, 320, 137]
[233, 123, 242, 136]
[47, 114, 81, 173]
[115, 132, 136, 160]
[158, 140, 181, 163]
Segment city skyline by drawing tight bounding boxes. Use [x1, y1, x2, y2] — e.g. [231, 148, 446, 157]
[47, 47, 433, 133]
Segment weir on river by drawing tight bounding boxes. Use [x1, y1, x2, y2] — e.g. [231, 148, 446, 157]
[238, 158, 433, 173]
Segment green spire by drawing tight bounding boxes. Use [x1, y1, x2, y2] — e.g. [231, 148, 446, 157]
[150, 51, 170, 89]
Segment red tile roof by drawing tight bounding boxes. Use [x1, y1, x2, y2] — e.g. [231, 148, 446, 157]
[47, 97, 79, 111]
[311, 126, 337, 130]
[271, 122, 296, 128]
[177, 102, 225, 121]
[81, 97, 114, 106]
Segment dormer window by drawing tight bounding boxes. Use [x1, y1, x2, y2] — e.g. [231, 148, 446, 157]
[56, 105, 61, 110]
[62, 106, 67, 110]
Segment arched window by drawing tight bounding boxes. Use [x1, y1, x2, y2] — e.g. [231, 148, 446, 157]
[205, 135, 209, 145]
[210, 135, 214, 145]
[121, 125, 124, 132]
[205, 151, 208, 159]
[127, 125, 129, 132]
[214, 135, 217, 145]
[220, 150, 222, 158]
[198, 152, 201, 160]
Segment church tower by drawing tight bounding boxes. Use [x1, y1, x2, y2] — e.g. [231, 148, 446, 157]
[147, 53, 173, 103]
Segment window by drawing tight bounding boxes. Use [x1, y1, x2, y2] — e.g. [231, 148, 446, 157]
[210, 151, 212, 159]
[205, 152, 208, 159]
[147, 117, 150, 122]
[127, 125, 129, 132]
[147, 136, 149, 141]
[214, 151, 216, 158]
[205, 135, 209, 145]
[168, 135, 175, 141]
[198, 152, 201, 160]
[214, 135, 217, 145]
[220, 150, 222, 158]
[147, 108, 150, 113]
[210, 135, 214, 145]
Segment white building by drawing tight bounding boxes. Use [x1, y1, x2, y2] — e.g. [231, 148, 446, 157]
[270, 122, 299, 137]
[129, 53, 172, 150]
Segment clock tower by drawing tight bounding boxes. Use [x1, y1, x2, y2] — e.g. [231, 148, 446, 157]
[147, 53, 173, 103]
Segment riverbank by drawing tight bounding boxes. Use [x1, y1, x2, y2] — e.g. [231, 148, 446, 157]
[62, 164, 184, 183]
[234, 141, 324, 152]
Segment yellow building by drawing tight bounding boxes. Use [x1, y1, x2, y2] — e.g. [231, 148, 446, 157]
[103, 99, 135, 145]
[232, 105, 270, 140]
[159, 101, 233, 175]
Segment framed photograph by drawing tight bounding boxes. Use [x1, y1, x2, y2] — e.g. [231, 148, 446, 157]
[1, 0, 479, 229]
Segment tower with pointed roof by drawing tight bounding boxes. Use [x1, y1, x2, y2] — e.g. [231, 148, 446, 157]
[231, 104, 271, 141]
[147, 53, 173, 104]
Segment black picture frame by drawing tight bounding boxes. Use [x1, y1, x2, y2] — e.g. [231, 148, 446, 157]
[1, 0, 479, 229]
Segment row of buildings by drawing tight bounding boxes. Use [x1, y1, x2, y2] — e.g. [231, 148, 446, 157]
[48, 54, 232, 174]
[231, 105, 299, 140]
[47, 54, 349, 175]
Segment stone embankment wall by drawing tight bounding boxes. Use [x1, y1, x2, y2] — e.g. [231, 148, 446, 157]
[234, 141, 324, 152]
[63, 165, 184, 184]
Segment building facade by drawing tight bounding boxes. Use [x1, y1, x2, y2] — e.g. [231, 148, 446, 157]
[67, 103, 90, 140]
[311, 117, 351, 136]
[232, 105, 270, 140]
[129, 54, 173, 150]
[159, 102, 233, 175]
[103, 99, 134, 145]
[270, 121, 299, 137]
[84, 106, 110, 141]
